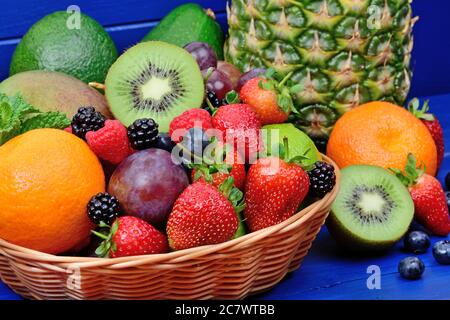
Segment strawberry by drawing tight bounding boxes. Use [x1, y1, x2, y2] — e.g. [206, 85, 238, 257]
[93, 216, 169, 258]
[86, 120, 133, 165]
[167, 178, 245, 250]
[190, 143, 246, 190]
[244, 141, 310, 232]
[240, 73, 294, 125]
[169, 109, 213, 143]
[408, 98, 444, 169]
[391, 154, 450, 236]
[212, 103, 262, 162]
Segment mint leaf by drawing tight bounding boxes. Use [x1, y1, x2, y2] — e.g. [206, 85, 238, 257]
[0, 93, 71, 146]
[10, 94, 39, 117]
[0, 100, 14, 129]
[20, 112, 71, 133]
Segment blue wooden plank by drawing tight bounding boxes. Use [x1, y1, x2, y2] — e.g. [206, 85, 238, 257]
[0, 0, 226, 40]
[0, 12, 228, 82]
[410, 1, 450, 97]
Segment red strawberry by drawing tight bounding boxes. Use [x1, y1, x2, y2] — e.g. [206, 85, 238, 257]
[167, 179, 244, 250]
[408, 98, 444, 169]
[86, 120, 133, 165]
[94, 216, 169, 258]
[240, 77, 291, 125]
[191, 145, 246, 190]
[244, 148, 310, 232]
[212, 104, 262, 162]
[169, 109, 213, 143]
[392, 154, 450, 236]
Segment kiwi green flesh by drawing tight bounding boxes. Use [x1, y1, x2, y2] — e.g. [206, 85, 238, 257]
[105, 41, 205, 132]
[328, 165, 414, 252]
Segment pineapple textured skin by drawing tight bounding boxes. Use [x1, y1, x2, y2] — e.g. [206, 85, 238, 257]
[225, 0, 417, 140]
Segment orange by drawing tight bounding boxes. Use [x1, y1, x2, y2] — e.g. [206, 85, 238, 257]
[0, 129, 105, 254]
[327, 101, 437, 176]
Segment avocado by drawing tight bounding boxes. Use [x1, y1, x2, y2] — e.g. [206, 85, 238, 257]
[142, 3, 224, 59]
[10, 11, 118, 84]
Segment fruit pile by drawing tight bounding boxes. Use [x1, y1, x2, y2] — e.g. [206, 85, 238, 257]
[0, 2, 448, 287]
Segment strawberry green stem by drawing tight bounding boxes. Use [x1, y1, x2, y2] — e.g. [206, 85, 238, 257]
[278, 71, 293, 88]
[389, 153, 425, 187]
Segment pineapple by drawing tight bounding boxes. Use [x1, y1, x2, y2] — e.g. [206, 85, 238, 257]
[225, 0, 417, 141]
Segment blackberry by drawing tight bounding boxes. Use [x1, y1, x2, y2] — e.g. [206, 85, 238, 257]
[127, 118, 159, 150]
[71, 107, 105, 140]
[87, 193, 121, 225]
[308, 161, 336, 198]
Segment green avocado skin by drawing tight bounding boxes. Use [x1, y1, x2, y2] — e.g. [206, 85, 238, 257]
[142, 3, 224, 60]
[10, 11, 118, 84]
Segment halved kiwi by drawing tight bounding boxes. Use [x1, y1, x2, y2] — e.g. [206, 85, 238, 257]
[327, 165, 414, 252]
[105, 41, 204, 132]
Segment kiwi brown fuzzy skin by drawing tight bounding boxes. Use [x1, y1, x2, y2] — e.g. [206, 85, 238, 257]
[326, 212, 404, 253]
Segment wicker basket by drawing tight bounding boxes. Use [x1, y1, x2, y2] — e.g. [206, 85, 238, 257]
[0, 155, 339, 300]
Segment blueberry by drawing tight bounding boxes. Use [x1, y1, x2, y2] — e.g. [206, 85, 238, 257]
[403, 231, 430, 254]
[432, 240, 450, 265]
[398, 257, 425, 280]
[179, 128, 210, 164]
[155, 133, 175, 153]
[446, 172, 450, 191]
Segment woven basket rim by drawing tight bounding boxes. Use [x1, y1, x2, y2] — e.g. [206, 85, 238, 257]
[0, 155, 340, 269]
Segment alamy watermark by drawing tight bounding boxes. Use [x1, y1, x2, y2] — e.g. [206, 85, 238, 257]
[66, 5, 81, 30]
[367, 265, 381, 290]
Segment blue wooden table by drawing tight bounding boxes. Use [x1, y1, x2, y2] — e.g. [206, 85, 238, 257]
[1, 92, 449, 300]
[1, 0, 450, 300]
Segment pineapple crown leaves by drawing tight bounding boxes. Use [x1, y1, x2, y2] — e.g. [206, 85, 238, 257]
[218, 176, 246, 214]
[92, 221, 119, 258]
[389, 153, 425, 187]
[259, 68, 297, 114]
[407, 98, 435, 122]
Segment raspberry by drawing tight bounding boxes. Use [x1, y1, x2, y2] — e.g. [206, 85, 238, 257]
[169, 109, 213, 143]
[87, 193, 121, 225]
[307, 161, 336, 198]
[127, 118, 159, 150]
[71, 107, 105, 140]
[86, 120, 133, 165]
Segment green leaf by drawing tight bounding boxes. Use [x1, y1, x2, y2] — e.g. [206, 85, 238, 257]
[225, 90, 240, 104]
[277, 93, 293, 113]
[289, 84, 302, 94]
[0, 94, 71, 146]
[264, 68, 276, 79]
[193, 170, 203, 182]
[0, 100, 13, 129]
[20, 112, 70, 134]
[10, 94, 39, 117]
